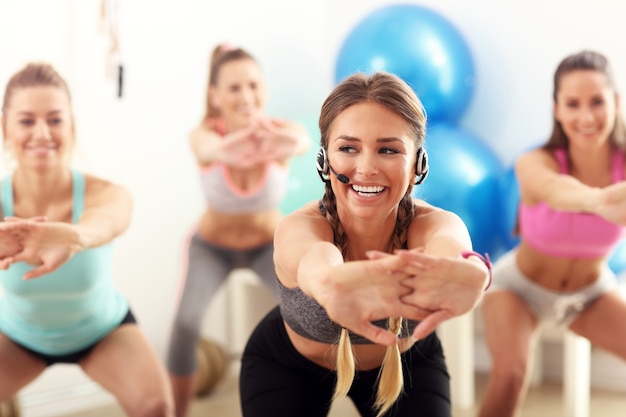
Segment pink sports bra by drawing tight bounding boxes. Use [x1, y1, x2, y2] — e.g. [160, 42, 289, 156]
[519, 148, 625, 259]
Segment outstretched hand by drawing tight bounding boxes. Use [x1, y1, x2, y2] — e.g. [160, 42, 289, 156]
[254, 119, 301, 162]
[598, 182, 626, 225]
[367, 249, 486, 341]
[217, 119, 303, 167]
[0, 216, 47, 270]
[0, 218, 79, 280]
[319, 253, 434, 346]
[219, 124, 266, 168]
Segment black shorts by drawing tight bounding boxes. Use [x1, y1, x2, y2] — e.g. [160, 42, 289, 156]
[240, 306, 451, 417]
[15, 309, 137, 366]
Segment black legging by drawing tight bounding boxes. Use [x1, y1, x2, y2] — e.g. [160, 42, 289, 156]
[240, 306, 451, 417]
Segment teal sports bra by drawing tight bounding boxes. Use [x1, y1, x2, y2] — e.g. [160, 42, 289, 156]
[0, 170, 128, 355]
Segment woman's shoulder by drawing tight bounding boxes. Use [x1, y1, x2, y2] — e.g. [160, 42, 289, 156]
[283, 200, 326, 221]
[409, 198, 472, 247]
[278, 201, 329, 230]
[516, 147, 558, 169]
[410, 198, 467, 227]
[82, 172, 112, 187]
[198, 117, 227, 137]
[82, 173, 130, 200]
[411, 198, 440, 214]
[275, 200, 333, 243]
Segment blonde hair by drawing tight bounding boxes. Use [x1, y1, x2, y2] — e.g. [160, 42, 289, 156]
[318, 72, 425, 416]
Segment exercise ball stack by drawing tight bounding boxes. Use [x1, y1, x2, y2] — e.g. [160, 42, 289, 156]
[335, 4, 475, 123]
[418, 124, 504, 257]
[335, 4, 505, 258]
[497, 164, 521, 252]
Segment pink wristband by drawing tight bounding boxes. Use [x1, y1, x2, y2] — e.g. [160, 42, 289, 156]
[461, 251, 492, 290]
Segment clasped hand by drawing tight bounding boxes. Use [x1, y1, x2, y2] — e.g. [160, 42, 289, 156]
[220, 119, 298, 168]
[320, 249, 486, 346]
[0, 217, 78, 279]
[597, 182, 626, 225]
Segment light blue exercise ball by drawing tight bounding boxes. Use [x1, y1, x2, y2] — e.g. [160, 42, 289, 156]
[497, 164, 521, 255]
[414, 123, 504, 257]
[609, 240, 626, 276]
[280, 116, 325, 215]
[335, 4, 476, 123]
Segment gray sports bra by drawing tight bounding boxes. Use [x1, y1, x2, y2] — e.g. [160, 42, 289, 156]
[278, 199, 419, 344]
[277, 278, 419, 344]
[200, 162, 288, 214]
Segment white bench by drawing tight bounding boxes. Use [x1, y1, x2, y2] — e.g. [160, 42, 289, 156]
[439, 308, 591, 417]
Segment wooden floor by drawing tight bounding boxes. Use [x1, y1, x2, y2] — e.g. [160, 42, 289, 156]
[62, 364, 626, 417]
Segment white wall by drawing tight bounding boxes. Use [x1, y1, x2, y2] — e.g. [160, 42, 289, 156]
[2, 0, 626, 414]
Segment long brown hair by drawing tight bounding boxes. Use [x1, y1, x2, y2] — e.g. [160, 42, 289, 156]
[544, 50, 626, 152]
[202, 44, 258, 120]
[318, 72, 426, 416]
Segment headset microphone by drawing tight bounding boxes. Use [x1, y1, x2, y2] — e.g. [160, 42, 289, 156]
[316, 147, 350, 184]
[317, 146, 428, 186]
[328, 163, 349, 184]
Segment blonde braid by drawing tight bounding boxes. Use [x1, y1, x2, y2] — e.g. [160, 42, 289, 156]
[321, 185, 356, 400]
[333, 328, 356, 400]
[373, 192, 415, 416]
[374, 317, 404, 416]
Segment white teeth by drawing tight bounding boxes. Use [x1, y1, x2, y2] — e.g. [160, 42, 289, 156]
[352, 185, 384, 194]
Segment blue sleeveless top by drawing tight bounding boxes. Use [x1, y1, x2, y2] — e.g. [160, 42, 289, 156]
[0, 170, 129, 355]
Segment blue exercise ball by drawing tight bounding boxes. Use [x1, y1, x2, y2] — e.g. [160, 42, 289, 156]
[609, 240, 626, 276]
[414, 123, 504, 257]
[335, 4, 476, 124]
[497, 164, 521, 254]
[280, 116, 325, 215]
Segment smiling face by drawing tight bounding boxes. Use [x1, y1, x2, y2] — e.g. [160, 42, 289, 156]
[554, 69, 617, 151]
[326, 101, 417, 219]
[2, 86, 74, 172]
[209, 58, 266, 130]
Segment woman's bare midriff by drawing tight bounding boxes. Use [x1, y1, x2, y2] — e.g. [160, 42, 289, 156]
[516, 241, 606, 292]
[284, 321, 415, 371]
[197, 207, 282, 249]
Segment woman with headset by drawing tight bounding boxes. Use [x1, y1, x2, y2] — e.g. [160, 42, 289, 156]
[239, 71, 491, 417]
